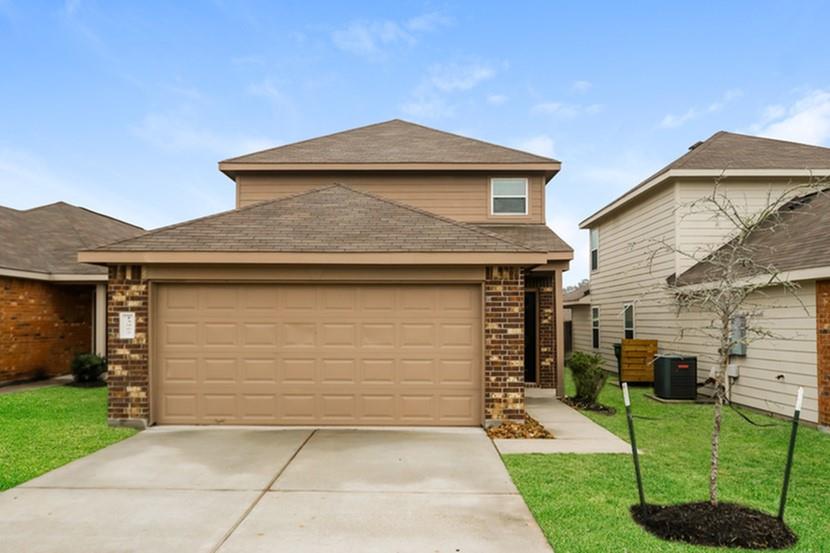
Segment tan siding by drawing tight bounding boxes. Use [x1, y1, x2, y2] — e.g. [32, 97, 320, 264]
[588, 184, 678, 373]
[235, 172, 546, 223]
[569, 304, 593, 355]
[672, 282, 818, 423]
[674, 179, 799, 275]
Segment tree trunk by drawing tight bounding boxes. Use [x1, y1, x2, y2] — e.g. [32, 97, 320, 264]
[709, 389, 723, 506]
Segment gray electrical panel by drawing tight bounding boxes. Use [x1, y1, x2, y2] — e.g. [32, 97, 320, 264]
[729, 314, 747, 356]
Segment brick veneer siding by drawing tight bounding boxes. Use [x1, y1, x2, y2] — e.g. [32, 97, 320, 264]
[0, 276, 92, 383]
[526, 274, 556, 390]
[818, 280, 830, 427]
[107, 265, 149, 427]
[484, 265, 525, 423]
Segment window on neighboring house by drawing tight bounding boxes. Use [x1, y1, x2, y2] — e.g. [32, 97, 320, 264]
[590, 228, 599, 271]
[491, 178, 528, 215]
[623, 303, 635, 339]
[591, 306, 600, 349]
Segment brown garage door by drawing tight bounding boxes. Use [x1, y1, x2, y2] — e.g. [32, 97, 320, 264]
[153, 283, 482, 425]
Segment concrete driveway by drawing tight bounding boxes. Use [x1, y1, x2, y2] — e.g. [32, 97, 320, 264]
[0, 427, 552, 553]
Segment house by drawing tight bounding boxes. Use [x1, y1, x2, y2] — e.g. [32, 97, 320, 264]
[563, 281, 591, 356]
[0, 202, 143, 383]
[78, 120, 574, 428]
[576, 131, 830, 426]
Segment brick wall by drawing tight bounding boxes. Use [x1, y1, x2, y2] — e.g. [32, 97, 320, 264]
[818, 280, 830, 427]
[484, 265, 525, 423]
[0, 276, 92, 383]
[527, 274, 556, 390]
[107, 265, 149, 427]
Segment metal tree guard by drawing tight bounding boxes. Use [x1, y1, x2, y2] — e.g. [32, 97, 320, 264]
[623, 383, 646, 506]
[777, 386, 804, 520]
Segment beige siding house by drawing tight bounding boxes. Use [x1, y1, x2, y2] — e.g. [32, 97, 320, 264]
[577, 132, 830, 426]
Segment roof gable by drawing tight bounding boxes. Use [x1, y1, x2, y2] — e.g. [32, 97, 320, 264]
[222, 119, 557, 165]
[91, 185, 542, 254]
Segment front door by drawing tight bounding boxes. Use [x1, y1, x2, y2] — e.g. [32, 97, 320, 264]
[524, 291, 537, 384]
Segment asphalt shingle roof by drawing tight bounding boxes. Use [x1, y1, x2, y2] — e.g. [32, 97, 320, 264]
[222, 119, 558, 165]
[0, 202, 143, 275]
[677, 189, 830, 285]
[92, 185, 548, 253]
[474, 224, 571, 253]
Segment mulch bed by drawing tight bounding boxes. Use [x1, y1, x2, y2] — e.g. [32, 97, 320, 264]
[631, 502, 797, 549]
[562, 396, 617, 415]
[486, 415, 554, 439]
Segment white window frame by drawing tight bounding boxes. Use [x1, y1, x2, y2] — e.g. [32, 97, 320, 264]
[591, 306, 600, 349]
[490, 178, 528, 216]
[590, 228, 599, 272]
[623, 303, 635, 340]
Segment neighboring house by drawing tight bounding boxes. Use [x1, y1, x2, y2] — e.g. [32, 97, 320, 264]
[0, 202, 143, 383]
[79, 120, 574, 428]
[576, 131, 830, 426]
[563, 281, 591, 356]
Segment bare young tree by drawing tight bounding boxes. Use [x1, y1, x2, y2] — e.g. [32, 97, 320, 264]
[651, 176, 826, 506]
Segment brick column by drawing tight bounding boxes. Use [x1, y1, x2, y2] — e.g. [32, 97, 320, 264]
[107, 265, 149, 428]
[484, 266, 525, 423]
[818, 280, 830, 427]
[527, 274, 556, 390]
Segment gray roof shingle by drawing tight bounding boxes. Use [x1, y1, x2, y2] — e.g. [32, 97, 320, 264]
[0, 202, 143, 275]
[92, 185, 546, 253]
[222, 119, 558, 165]
[473, 224, 572, 253]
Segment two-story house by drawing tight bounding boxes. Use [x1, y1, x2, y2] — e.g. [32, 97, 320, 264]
[577, 131, 830, 426]
[80, 120, 573, 428]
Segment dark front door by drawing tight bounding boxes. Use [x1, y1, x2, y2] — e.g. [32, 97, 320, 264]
[524, 291, 537, 384]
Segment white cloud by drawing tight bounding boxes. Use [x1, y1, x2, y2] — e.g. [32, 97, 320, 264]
[514, 134, 555, 158]
[532, 101, 603, 118]
[486, 94, 508, 106]
[331, 12, 451, 60]
[754, 89, 830, 145]
[571, 80, 592, 93]
[247, 80, 296, 115]
[659, 88, 743, 129]
[428, 62, 495, 92]
[400, 61, 499, 120]
[133, 113, 275, 158]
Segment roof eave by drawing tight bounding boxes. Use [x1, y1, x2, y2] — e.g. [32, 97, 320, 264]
[219, 161, 561, 182]
[79, 250, 561, 266]
[579, 168, 830, 229]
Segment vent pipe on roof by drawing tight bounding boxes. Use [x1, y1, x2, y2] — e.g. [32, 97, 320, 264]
[688, 140, 704, 151]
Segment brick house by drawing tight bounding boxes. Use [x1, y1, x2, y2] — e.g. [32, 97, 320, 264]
[0, 202, 142, 383]
[79, 120, 573, 428]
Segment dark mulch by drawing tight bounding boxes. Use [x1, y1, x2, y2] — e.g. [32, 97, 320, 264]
[562, 396, 617, 415]
[486, 415, 554, 439]
[631, 502, 797, 550]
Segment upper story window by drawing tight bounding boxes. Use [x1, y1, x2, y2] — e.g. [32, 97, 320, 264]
[591, 306, 600, 349]
[623, 303, 635, 339]
[590, 228, 599, 271]
[491, 178, 528, 215]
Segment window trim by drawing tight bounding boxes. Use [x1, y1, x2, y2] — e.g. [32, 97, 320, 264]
[590, 228, 599, 272]
[490, 177, 529, 216]
[623, 303, 635, 340]
[591, 306, 600, 349]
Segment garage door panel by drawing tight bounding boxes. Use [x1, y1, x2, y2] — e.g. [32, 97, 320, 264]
[154, 284, 481, 425]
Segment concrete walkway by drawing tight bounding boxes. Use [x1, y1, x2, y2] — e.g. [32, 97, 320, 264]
[0, 375, 73, 395]
[494, 390, 631, 454]
[0, 427, 552, 553]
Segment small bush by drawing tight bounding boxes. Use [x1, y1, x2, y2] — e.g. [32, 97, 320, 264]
[569, 351, 608, 404]
[70, 353, 107, 383]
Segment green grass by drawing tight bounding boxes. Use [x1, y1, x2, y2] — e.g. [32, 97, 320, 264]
[504, 376, 830, 552]
[0, 386, 136, 490]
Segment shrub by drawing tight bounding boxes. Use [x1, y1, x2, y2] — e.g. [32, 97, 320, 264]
[569, 351, 608, 404]
[70, 353, 107, 383]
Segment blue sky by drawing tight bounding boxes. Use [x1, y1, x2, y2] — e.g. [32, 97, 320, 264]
[2, 1, 830, 285]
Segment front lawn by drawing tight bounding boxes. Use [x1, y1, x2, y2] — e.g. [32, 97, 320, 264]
[0, 386, 136, 490]
[504, 377, 830, 552]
